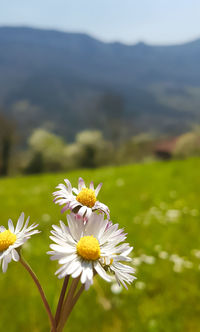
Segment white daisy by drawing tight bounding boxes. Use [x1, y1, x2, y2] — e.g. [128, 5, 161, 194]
[48, 212, 135, 290]
[53, 177, 110, 219]
[0, 213, 40, 272]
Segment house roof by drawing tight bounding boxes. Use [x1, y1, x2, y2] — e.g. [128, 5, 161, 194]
[155, 137, 178, 154]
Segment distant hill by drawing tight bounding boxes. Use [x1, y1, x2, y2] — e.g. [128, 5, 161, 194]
[1, 26, 200, 142]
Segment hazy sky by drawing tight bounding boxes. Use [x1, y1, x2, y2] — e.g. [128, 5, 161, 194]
[1, 0, 200, 45]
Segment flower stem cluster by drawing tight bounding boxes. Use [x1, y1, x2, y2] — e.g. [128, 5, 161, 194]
[1, 177, 135, 332]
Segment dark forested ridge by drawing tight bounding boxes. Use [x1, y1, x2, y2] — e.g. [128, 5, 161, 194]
[1, 26, 200, 141]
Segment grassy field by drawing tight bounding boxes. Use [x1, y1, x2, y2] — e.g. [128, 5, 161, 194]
[0, 158, 200, 332]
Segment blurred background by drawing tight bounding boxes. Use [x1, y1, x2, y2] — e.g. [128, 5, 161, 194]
[0, 1, 200, 331]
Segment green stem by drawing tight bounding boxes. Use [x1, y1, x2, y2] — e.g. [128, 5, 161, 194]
[64, 284, 85, 322]
[57, 277, 80, 332]
[55, 276, 70, 326]
[20, 257, 57, 332]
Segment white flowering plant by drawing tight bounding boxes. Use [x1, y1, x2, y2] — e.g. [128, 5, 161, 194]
[0, 177, 135, 331]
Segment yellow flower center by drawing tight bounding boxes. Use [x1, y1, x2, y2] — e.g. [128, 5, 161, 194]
[0, 230, 17, 251]
[77, 235, 100, 261]
[76, 188, 96, 208]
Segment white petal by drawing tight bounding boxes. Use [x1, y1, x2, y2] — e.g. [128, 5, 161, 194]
[11, 249, 20, 262]
[78, 178, 86, 190]
[2, 253, 12, 273]
[67, 214, 84, 241]
[15, 213, 25, 233]
[72, 188, 79, 195]
[81, 262, 93, 284]
[71, 264, 83, 278]
[49, 236, 66, 246]
[85, 279, 93, 290]
[61, 259, 81, 277]
[2, 258, 8, 273]
[64, 179, 72, 193]
[21, 216, 30, 232]
[94, 201, 110, 217]
[55, 264, 68, 275]
[85, 214, 107, 239]
[85, 263, 93, 281]
[122, 247, 133, 257]
[50, 244, 75, 253]
[8, 219, 14, 233]
[95, 183, 102, 196]
[0, 226, 6, 232]
[70, 201, 80, 210]
[99, 223, 119, 245]
[65, 214, 78, 240]
[84, 208, 92, 219]
[59, 220, 70, 235]
[80, 264, 88, 284]
[52, 224, 63, 234]
[78, 206, 87, 217]
[94, 262, 111, 282]
[59, 253, 77, 264]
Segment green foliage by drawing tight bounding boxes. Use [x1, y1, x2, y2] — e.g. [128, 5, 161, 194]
[27, 128, 67, 172]
[173, 132, 200, 158]
[116, 134, 156, 164]
[76, 130, 104, 168]
[64, 130, 113, 169]
[24, 152, 44, 174]
[0, 158, 200, 331]
[24, 128, 113, 173]
[0, 112, 16, 176]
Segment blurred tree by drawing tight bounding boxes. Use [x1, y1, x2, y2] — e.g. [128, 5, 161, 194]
[26, 128, 66, 173]
[24, 152, 44, 174]
[0, 112, 16, 176]
[75, 130, 112, 168]
[63, 143, 83, 169]
[115, 133, 156, 164]
[173, 132, 200, 158]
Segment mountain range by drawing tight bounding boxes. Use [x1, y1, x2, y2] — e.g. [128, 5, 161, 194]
[1, 26, 200, 142]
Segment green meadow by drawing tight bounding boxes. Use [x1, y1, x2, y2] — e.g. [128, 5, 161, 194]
[0, 158, 200, 332]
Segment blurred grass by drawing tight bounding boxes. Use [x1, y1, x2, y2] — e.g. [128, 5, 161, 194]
[0, 158, 200, 331]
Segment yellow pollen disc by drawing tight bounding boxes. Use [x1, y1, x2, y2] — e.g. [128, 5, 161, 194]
[76, 188, 96, 208]
[0, 230, 17, 251]
[77, 235, 100, 261]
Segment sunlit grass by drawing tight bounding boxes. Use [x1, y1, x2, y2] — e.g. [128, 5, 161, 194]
[0, 158, 200, 331]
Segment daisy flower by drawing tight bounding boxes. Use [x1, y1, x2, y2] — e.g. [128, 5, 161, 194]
[0, 213, 40, 272]
[48, 212, 135, 290]
[53, 177, 110, 218]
